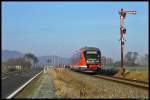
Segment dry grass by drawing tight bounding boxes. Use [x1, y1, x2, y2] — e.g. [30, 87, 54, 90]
[125, 70, 149, 82]
[114, 69, 149, 82]
[50, 68, 79, 98]
[50, 68, 106, 98]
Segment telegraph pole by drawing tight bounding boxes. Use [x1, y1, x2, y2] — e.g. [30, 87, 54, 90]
[119, 9, 136, 76]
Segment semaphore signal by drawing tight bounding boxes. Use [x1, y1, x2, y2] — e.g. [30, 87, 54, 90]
[118, 8, 136, 76]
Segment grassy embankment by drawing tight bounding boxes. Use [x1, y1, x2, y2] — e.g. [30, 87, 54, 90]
[15, 72, 43, 98]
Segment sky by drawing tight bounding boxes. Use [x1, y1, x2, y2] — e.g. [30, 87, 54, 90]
[2, 2, 148, 61]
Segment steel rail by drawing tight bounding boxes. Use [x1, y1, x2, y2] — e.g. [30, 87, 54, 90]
[92, 75, 148, 90]
[69, 69, 149, 90]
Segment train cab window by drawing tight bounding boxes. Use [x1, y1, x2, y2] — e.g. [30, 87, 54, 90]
[86, 51, 97, 58]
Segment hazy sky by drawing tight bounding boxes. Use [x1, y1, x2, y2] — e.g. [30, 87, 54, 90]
[2, 2, 148, 61]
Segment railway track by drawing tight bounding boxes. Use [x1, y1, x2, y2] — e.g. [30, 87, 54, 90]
[92, 75, 149, 90]
[70, 69, 149, 90]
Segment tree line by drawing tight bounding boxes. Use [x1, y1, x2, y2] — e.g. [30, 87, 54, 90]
[2, 53, 39, 72]
[101, 51, 148, 66]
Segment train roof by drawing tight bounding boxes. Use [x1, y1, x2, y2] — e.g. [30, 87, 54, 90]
[81, 47, 100, 51]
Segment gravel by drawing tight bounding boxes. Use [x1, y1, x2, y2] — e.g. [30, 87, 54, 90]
[66, 69, 148, 99]
[31, 69, 56, 99]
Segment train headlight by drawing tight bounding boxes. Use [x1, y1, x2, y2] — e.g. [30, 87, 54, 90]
[87, 60, 90, 63]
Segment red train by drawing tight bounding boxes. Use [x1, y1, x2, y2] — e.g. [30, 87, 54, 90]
[70, 47, 101, 72]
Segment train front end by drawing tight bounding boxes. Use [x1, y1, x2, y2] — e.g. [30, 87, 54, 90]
[83, 48, 101, 72]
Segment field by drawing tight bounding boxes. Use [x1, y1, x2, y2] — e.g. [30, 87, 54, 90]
[124, 70, 148, 82]
[103, 66, 149, 82]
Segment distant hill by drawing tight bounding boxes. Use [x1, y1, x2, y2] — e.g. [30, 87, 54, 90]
[2, 50, 24, 62]
[2, 50, 70, 66]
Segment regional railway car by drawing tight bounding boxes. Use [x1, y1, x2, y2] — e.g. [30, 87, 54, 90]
[70, 47, 101, 72]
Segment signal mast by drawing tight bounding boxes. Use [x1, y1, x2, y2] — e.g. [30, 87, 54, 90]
[119, 8, 136, 76]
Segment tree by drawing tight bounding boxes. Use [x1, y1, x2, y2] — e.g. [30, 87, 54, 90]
[124, 51, 139, 66]
[124, 52, 132, 63]
[5, 58, 19, 66]
[47, 59, 51, 65]
[141, 54, 149, 66]
[144, 54, 148, 66]
[132, 52, 138, 64]
[101, 56, 114, 65]
[4, 57, 32, 70]
[106, 58, 114, 65]
[34, 57, 39, 68]
[101, 56, 106, 65]
[24, 53, 38, 69]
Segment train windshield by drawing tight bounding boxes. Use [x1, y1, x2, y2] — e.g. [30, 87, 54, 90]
[85, 51, 100, 59]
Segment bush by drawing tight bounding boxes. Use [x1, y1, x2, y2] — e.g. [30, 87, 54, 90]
[8, 68, 17, 72]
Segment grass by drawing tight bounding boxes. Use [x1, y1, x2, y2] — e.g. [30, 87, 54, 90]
[125, 70, 149, 82]
[14, 72, 43, 98]
[114, 68, 149, 82]
[50, 68, 107, 98]
[50, 68, 79, 98]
